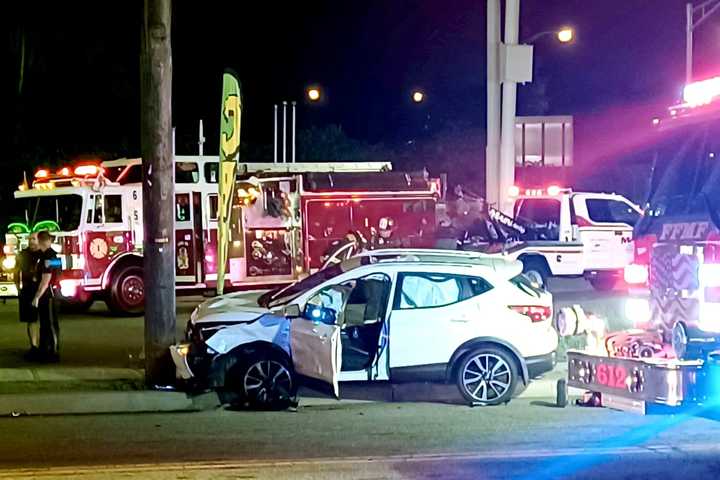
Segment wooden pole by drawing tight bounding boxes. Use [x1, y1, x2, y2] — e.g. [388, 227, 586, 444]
[141, 0, 175, 386]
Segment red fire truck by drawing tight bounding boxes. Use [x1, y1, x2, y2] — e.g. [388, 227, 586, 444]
[565, 76, 720, 413]
[1, 158, 439, 315]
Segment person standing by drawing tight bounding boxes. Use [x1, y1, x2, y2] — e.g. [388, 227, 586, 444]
[32, 231, 60, 362]
[16, 232, 40, 359]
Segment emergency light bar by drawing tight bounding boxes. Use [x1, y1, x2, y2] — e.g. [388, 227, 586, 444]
[509, 185, 569, 197]
[683, 76, 720, 107]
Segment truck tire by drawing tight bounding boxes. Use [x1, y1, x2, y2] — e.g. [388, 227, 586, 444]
[106, 265, 144, 316]
[672, 322, 715, 361]
[589, 276, 618, 292]
[522, 258, 549, 289]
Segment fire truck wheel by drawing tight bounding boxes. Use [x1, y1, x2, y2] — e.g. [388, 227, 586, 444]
[107, 266, 145, 316]
[521, 258, 549, 289]
[589, 276, 618, 292]
[455, 346, 518, 406]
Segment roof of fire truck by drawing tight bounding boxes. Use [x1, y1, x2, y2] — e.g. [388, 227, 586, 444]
[17, 156, 399, 198]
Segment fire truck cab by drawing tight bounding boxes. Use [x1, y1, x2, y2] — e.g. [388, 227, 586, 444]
[2, 158, 439, 315]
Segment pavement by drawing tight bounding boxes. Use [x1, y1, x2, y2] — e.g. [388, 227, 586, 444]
[0, 278, 618, 416]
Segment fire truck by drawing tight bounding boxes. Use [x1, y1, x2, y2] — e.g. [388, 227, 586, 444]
[1, 158, 439, 315]
[565, 75, 720, 413]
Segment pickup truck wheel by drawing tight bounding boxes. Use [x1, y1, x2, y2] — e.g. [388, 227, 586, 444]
[522, 259, 549, 288]
[456, 347, 518, 406]
[589, 276, 618, 292]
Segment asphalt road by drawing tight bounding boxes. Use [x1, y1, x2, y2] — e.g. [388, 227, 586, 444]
[2, 399, 720, 479]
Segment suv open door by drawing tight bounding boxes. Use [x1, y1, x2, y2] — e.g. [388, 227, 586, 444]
[289, 303, 343, 398]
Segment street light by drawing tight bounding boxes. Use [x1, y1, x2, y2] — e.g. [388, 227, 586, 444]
[526, 27, 574, 44]
[411, 90, 425, 103]
[306, 87, 321, 102]
[557, 27, 573, 43]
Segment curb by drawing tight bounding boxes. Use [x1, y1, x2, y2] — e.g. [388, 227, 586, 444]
[0, 390, 221, 417]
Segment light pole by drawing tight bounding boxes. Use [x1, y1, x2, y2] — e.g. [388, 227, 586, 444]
[487, 0, 574, 213]
[498, 0, 520, 214]
[686, 1, 720, 83]
[486, 0, 501, 211]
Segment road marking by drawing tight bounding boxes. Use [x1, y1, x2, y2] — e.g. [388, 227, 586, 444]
[3, 444, 720, 477]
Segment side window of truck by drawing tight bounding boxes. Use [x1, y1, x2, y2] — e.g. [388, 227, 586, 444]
[586, 199, 639, 226]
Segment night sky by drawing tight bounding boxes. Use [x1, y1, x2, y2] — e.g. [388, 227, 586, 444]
[2, 0, 715, 191]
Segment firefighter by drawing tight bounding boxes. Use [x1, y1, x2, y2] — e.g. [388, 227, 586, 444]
[17, 232, 40, 360]
[32, 231, 60, 362]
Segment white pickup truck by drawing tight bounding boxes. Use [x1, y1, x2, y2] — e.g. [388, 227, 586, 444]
[480, 187, 642, 290]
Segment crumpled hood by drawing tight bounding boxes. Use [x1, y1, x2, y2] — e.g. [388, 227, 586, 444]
[191, 290, 270, 325]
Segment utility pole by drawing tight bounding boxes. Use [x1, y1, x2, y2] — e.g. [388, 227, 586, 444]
[486, 0, 501, 210]
[140, 0, 175, 386]
[499, 0, 520, 215]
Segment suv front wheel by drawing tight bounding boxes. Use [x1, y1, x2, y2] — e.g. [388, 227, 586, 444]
[455, 346, 518, 406]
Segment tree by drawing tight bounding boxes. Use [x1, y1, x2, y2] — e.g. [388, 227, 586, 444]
[296, 125, 389, 162]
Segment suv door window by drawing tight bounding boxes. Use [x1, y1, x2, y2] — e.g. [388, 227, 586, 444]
[306, 283, 354, 325]
[394, 273, 493, 310]
[586, 199, 640, 226]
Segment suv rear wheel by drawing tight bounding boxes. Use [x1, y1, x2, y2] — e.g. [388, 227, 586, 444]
[455, 346, 518, 406]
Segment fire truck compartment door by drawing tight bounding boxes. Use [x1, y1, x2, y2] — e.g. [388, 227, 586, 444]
[290, 316, 341, 398]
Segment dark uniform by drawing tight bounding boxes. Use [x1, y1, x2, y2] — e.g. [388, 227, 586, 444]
[17, 247, 39, 325]
[36, 248, 60, 360]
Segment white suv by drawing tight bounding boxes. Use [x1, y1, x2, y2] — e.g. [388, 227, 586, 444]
[171, 250, 558, 408]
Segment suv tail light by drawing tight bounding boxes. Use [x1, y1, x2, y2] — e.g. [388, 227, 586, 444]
[510, 305, 552, 323]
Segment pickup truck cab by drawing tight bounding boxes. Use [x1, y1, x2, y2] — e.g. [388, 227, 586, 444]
[504, 187, 642, 290]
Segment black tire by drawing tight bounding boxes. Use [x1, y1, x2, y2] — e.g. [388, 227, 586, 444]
[589, 276, 618, 292]
[224, 351, 297, 410]
[455, 346, 519, 406]
[521, 258, 549, 289]
[106, 265, 144, 316]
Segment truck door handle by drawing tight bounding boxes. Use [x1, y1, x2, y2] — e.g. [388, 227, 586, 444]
[451, 318, 469, 323]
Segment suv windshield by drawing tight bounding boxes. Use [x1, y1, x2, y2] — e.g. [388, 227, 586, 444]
[637, 119, 720, 235]
[259, 257, 365, 308]
[15, 194, 84, 232]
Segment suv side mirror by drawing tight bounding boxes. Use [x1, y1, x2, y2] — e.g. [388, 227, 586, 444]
[283, 304, 301, 318]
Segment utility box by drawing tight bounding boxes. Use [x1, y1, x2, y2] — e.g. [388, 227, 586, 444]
[501, 44, 534, 84]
